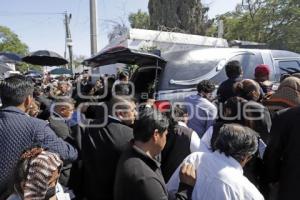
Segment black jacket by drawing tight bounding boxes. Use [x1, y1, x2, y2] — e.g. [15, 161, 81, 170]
[217, 78, 240, 103]
[49, 115, 82, 191]
[114, 144, 193, 200]
[82, 117, 133, 200]
[246, 101, 272, 143]
[263, 107, 300, 200]
[161, 124, 193, 182]
[36, 95, 52, 120]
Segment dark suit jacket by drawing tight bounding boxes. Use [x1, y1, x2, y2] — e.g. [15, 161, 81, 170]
[36, 95, 52, 120]
[49, 115, 81, 188]
[161, 124, 193, 182]
[264, 107, 300, 200]
[246, 101, 272, 143]
[82, 117, 133, 200]
[114, 145, 193, 200]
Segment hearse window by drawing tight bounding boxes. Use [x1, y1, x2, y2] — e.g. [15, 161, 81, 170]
[159, 60, 220, 90]
[279, 61, 300, 75]
[228, 53, 263, 80]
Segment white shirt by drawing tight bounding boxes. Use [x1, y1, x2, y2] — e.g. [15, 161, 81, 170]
[167, 151, 264, 200]
[177, 121, 202, 153]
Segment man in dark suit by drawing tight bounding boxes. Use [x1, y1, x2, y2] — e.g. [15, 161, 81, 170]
[114, 108, 196, 200]
[48, 98, 82, 194]
[82, 96, 137, 200]
[0, 75, 78, 197]
[161, 104, 201, 182]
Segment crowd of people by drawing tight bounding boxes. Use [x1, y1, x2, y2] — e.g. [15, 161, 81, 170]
[0, 60, 300, 200]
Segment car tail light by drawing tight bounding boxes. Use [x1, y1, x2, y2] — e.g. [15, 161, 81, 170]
[154, 100, 171, 112]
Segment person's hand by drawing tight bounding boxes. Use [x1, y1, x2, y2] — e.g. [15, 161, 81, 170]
[179, 163, 196, 186]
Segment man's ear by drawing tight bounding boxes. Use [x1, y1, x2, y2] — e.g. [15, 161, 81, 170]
[115, 111, 123, 120]
[113, 111, 122, 119]
[152, 129, 160, 142]
[24, 95, 33, 108]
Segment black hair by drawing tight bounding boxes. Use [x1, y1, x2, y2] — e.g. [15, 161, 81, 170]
[172, 104, 188, 122]
[197, 80, 215, 93]
[224, 97, 246, 114]
[114, 83, 131, 96]
[233, 79, 260, 101]
[225, 61, 242, 79]
[0, 75, 34, 106]
[212, 123, 258, 162]
[33, 87, 43, 98]
[164, 104, 188, 132]
[134, 108, 169, 143]
[104, 77, 116, 101]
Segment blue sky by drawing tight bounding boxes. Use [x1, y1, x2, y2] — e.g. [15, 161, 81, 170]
[0, 0, 241, 57]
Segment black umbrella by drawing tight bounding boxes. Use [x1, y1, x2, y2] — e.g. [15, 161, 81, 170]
[0, 52, 22, 63]
[22, 50, 68, 66]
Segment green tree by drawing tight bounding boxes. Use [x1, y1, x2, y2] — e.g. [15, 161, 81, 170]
[0, 25, 28, 54]
[0, 25, 35, 72]
[148, 0, 212, 35]
[212, 0, 300, 53]
[261, 0, 300, 52]
[128, 9, 150, 29]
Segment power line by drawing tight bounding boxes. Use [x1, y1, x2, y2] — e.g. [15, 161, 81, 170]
[0, 11, 64, 16]
[15, 17, 57, 31]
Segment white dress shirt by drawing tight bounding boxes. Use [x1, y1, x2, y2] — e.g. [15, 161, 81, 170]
[167, 151, 264, 200]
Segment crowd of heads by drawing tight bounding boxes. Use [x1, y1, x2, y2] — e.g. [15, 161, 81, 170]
[1, 59, 300, 200]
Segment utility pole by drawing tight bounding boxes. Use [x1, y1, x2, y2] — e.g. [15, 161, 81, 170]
[217, 20, 224, 38]
[90, 0, 98, 56]
[64, 12, 74, 73]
